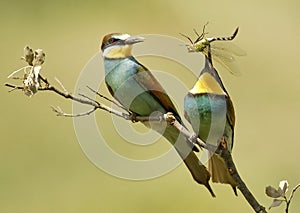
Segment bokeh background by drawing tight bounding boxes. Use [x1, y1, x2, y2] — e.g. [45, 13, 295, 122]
[1, 0, 300, 212]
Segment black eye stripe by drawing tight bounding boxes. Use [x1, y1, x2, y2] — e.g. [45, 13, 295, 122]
[108, 37, 120, 44]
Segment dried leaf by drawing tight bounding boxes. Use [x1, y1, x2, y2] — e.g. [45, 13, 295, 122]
[266, 186, 281, 198]
[22, 46, 34, 66]
[23, 65, 42, 97]
[34, 49, 45, 65]
[269, 199, 284, 209]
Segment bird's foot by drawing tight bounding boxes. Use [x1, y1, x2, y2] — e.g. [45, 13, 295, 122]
[164, 112, 175, 125]
[128, 112, 138, 123]
[219, 136, 228, 150]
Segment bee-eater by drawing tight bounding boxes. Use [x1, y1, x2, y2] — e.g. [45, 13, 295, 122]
[184, 55, 237, 195]
[101, 33, 215, 197]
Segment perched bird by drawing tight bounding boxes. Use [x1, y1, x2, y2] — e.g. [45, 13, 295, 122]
[184, 54, 237, 195]
[101, 33, 215, 196]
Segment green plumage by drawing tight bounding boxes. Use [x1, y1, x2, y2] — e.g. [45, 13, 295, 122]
[184, 57, 237, 194]
[184, 93, 234, 150]
[102, 35, 215, 196]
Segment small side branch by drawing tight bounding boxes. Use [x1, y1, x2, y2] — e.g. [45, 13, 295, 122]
[286, 183, 300, 212]
[5, 83, 24, 91]
[51, 106, 97, 117]
[87, 86, 127, 111]
[5, 75, 131, 120]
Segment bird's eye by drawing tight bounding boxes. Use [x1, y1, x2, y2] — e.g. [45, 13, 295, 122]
[108, 37, 119, 44]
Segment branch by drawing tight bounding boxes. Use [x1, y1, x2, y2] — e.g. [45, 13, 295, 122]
[165, 113, 267, 213]
[219, 147, 267, 213]
[51, 105, 97, 117]
[5, 45, 267, 213]
[5, 75, 131, 119]
[87, 86, 127, 111]
[286, 183, 300, 212]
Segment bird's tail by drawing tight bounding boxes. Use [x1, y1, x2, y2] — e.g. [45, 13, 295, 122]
[144, 119, 215, 197]
[208, 152, 237, 195]
[180, 149, 216, 197]
[164, 125, 215, 197]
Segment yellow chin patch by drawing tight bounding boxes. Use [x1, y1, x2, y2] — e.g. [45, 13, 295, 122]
[103, 45, 133, 58]
[190, 72, 226, 95]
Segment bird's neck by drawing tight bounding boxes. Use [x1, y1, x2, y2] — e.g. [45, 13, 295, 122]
[103, 45, 133, 59]
[190, 59, 228, 95]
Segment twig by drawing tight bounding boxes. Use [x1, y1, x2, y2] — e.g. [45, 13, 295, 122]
[87, 86, 127, 111]
[78, 93, 100, 105]
[163, 113, 220, 152]
[5, 78, 130, 120]
[7, 65, 31, 79]
[5, 83, 23, 90]
[51, 105, 97, 117]
[55, 77, 68, 93]
[286, 183, 300, 213]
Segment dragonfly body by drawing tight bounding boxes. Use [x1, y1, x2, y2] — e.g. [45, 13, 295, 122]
[188, 27, 239, 53]
[181, 26, 245, 75]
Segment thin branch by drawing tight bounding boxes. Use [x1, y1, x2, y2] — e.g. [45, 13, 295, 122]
[5, 76, 131, 120]
[5, 83, 24, 90]
[55, 77, 68, 93]
[163, 112, 220, 152]
[286, 183, 300, 212]
[87, 86, 127, 111]
[78, 93, 100, 105]
[51, 105, 97, 117]
[289, 183, 300, 203]
[7, 65, 31, 78]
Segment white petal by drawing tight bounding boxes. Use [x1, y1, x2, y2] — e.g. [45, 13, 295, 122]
[278, 180, 289, 194]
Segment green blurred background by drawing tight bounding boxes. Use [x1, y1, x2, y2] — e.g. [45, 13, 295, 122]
[1, 0, 300, 212]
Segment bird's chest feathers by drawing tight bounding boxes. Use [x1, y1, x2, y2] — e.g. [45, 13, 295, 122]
[104, 58, 165, 115]
[189, 72, 226, 95]
[104, 58, 137, 90]
[184, 94, 229, 142]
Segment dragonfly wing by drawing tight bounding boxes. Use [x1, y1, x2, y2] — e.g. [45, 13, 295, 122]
[202, 47, 242, 76]
[213, 55, 242, 76]
[211, 42, 247, 57]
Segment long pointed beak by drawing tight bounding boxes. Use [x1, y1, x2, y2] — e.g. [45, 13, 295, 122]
[125, 36, 145, 45]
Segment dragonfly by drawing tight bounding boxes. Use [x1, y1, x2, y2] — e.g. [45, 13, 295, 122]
[180, 23, 246, 76]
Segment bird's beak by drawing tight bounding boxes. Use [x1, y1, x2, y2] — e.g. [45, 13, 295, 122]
[125, 36, 145, 45]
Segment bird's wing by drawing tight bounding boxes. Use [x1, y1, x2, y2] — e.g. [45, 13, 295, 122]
[226, 96, 235, 149]
[130, 57, 181, 119]
[226, 96, 235, 129]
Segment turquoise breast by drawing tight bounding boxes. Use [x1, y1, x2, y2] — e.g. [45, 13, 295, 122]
[184, 92, 233, 149]
[104, 58, 166, 116]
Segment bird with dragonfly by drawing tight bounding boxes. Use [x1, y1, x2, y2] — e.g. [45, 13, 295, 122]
[182, 23, 246, 194]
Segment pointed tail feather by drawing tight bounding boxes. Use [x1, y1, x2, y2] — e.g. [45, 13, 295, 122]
[182, 151, 216, 197]
[208, 152, 237, 195]
[145, 121, 215, 196]
[170, 129, 215, 197]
